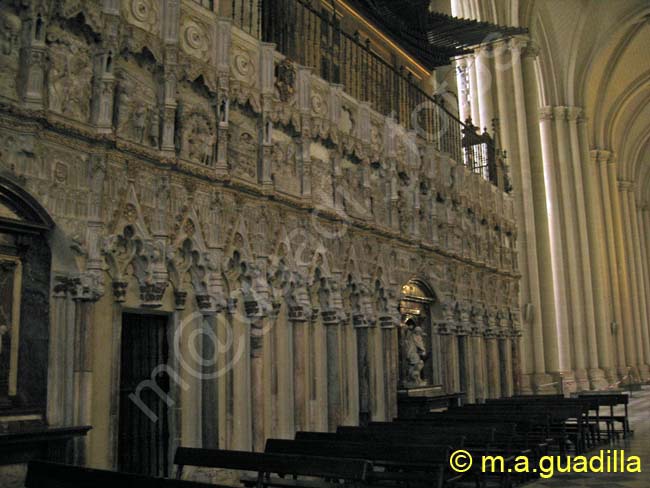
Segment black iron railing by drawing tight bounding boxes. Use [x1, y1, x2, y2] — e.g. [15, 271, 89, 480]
[225, 0, 501, 187]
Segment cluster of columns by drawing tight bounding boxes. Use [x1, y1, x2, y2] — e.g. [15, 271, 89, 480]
[454, 39, 650, 391]
[455, 39, 559, 393]
[451, 0, 650, 393]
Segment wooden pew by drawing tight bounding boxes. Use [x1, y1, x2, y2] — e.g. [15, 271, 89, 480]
[173, 447, 371, 488]
[265, 438, 456, 488]
[25, 460, 226, 488]
[578, 393, 631, 439]
[334, 425, 512, 488]
[483, 397, 592, 453]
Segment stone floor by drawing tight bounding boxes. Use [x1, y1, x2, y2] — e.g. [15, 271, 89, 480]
[530, 386, 650, 488]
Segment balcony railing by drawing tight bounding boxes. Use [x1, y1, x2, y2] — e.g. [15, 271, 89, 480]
[225, 0, 505, 189]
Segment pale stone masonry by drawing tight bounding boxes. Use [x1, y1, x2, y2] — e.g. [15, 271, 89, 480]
[0, 0, 519, 476]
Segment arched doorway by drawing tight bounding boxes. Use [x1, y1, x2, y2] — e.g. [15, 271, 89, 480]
[397, 279, 444, 415]
[0, 175, 53, 417]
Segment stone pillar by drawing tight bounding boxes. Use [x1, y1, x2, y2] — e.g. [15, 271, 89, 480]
[631, 200, 650, 376]
[595, 152, 627, 377]
[290, 312, 308, 434]
[467, 54, 480, 126]
[455, 57, 471, 124]
[579, 134, 616, 384]
[354, 316, 371, 425]
[515, 40, 559, 386]
[486, 334, 500, 399]
[21, 10, 47, 109]
[380, 316, 398, 421]
[637, 207, 650, 371]
[201, 314, 219, 448]
[608, 168, 639, 380]
[324, 312, 342, 431]
[620, 185, 649, 379]
[566, 107, 605, 388]
[494, 42, 543, 389]
[538, 107, 571, 376]
[475, 46, 495, 133]
[553, 106, 588, 389]
[471, 320, 486, 401]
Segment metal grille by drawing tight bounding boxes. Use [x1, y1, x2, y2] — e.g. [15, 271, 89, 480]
[228, 0, 500, 186]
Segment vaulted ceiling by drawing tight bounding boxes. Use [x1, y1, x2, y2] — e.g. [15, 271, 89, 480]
[521, 0, 650, 205]
[448, 0, 650, 204]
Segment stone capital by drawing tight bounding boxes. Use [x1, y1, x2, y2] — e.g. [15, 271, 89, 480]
[618, 180, 634, 192]
[565, 106, 582, 122]
[590, 149, 611, 166]
[538, 106, 554, 121]
[522, 39, 540, 59]
[552, 106, 568, 121]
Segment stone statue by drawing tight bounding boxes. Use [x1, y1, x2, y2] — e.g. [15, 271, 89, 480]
[403, 322, 427, 387]
[0, 324, 8, 356]
[149, 109, 160, 147]
[133, 103, 147, 143]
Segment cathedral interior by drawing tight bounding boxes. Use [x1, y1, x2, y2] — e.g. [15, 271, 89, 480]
[0, 0, 649, 487]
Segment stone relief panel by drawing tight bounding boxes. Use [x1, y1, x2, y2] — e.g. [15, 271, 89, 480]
[369, 165, 390, 228]
[230, 36, 260, 112]
[340, 158, 367, 219]
[46, 25, 93, 122]
[121, 0, 161, 36]
[309, 142, 333, 208]
[178, 84, 217, 166]
[38, 145, 90, 243]
[271, 131, 300, 197]
[180, 13, 213, 64]
[0, 131, 43, 180]
[0, 0, 520, 330]
[115, 58, 160, 148]
[228, 109, 258, 181]
[0, 7, 21, 101]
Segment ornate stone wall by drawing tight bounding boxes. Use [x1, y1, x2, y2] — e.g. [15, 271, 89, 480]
[0, 0, 520, 471]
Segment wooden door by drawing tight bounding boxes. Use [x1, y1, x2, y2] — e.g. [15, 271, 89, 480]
[118, 313, 170, 476]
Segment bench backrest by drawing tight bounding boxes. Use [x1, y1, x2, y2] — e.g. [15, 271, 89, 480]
[359, 422, 497, 444]
[174, 447, 371, 481]
[265, 438, 450, 466]
[25, 461, 217, 488]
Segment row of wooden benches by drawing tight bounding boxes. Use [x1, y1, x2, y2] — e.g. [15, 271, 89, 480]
[24, 392, 632, 488]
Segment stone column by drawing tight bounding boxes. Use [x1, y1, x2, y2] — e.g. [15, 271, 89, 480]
[500, 336, 514, 397]
[595, 152, 627, 377]
[290, 312, 309, 433]
[380, 315, 398, 421]
[608, 168, 639, 380]
[21, 10, 47, 109]
[620, 186, 649, 379]
[515, 40, 560, 385]
[455, 57, 471, 124]
[566, 107, 605, 388]
[579, 134, 616, 384]
[553, 106, 588, 389]
[467, 54, 480, 125]
[354, 315, 371, 425]
[324, 312, 343, 431]
[494, 42, 544, 390]
[471, 316, 487, 401]
[631, 200, 650, 376]
[486, 333, 500, 399]
[201, 314, 219, 448]
[638, 207, 650, 370]
[538, 107, 571, 375]
[475, 46, 495, 133]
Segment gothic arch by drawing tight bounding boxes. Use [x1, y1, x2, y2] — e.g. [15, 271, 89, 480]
[0, 174, 54, 233]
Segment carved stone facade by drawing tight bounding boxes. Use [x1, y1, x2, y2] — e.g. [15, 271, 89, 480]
[0, 0, 519, 476]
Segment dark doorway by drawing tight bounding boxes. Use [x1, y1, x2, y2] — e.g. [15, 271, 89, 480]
[118, 313, 170, 476]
